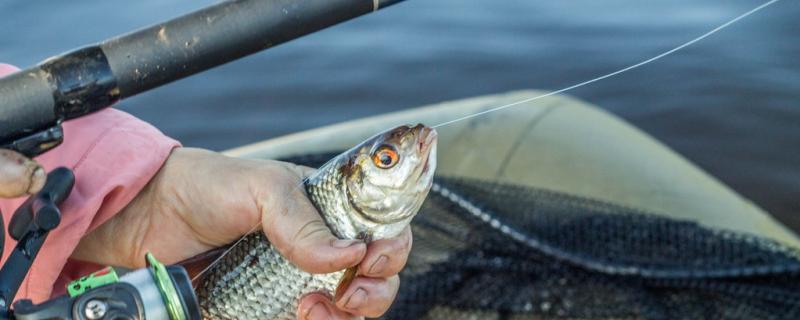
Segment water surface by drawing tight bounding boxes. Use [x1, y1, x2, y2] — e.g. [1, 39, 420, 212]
[1, 0, 798, 231]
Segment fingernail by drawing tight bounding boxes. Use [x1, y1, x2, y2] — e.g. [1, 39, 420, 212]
[368, 255, 388, 275]
[27, 167, 46, 194]
[332, 239, 362, 248]
[344, 288, 367, 310]
[305, 302, 332, 320]
[32, 167, 44, 178]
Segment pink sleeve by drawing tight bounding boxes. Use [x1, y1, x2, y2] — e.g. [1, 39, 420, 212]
[0, 64, 181, 303]
[0, 63, 17, 75]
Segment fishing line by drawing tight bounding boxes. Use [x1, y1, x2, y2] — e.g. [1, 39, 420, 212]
[191, 223, 262, 282]
[192, 0, 782, 281]
[431, 0, 783, 129]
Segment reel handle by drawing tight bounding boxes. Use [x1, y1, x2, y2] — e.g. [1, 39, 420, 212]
[0, 168, 75, 317]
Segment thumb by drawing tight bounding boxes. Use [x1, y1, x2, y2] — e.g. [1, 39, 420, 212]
[0, 149, 46, 198]
[260, 163, 366, 274]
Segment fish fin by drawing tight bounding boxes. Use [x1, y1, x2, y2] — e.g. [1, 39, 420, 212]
[334, 266, 359, 302]
[335, 232, 372, 301]
[177, 246, 229, 288]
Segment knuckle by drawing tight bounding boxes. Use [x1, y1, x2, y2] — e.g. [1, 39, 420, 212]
[386, 231, 412, 256]
[399, 235, 412, 253]
[403, 227, 413, 250]
[294, 220, 329, 243]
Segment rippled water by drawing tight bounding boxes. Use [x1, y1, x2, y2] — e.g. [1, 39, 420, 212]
[1, 0, 798, 231]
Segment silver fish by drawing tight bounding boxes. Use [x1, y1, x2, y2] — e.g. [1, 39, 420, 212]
[197, 124, 437, 320]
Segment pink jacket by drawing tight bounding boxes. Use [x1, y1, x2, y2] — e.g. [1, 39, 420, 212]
[0, 63, 180, 303]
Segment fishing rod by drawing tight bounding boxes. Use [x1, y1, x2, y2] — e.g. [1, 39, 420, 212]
[0, 0, 406, 319]
[0, 0, 404, 158]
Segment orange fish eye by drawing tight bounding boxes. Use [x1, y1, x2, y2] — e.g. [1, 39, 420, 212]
[372, 145, 399, 169]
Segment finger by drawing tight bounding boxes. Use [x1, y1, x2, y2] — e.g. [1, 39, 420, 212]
[298, 293, 356, 320]
[0, 149, 46, 198]
[335, 275, 400, 318]
[359, 226, 412, 278]
[262, 163, 367, 274]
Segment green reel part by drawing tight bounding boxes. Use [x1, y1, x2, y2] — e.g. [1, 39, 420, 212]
[67, 266, 119, 297]
[66, 253, 190, 320]
[147, 252, 187, 320]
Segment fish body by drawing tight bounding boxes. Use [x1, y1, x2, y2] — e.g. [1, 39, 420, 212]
[198, 124, 437, 319]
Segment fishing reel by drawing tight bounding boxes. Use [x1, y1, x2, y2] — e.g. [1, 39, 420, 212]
[0, 168, 201, 320]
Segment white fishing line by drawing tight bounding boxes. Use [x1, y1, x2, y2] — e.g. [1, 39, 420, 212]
[191, 222, 262, 282]
[193, 0, 783, 281]
[432, 0, 783, 129]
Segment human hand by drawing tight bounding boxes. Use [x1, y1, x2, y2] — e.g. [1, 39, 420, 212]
[72, 147, 411, 319]
[0, 149, 46, 198]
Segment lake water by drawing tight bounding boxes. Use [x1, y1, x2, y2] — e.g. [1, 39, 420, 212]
[1, 0, 798, 231]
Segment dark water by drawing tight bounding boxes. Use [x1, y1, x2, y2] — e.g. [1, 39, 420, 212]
[1, 0, 798, 231]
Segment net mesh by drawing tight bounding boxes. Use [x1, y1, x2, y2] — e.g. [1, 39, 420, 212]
[283, 153, 800, 320]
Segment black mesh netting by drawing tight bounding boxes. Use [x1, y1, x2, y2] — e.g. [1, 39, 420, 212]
[283, 153, 800, 320]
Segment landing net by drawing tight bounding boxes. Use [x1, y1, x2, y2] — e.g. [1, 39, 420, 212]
[287, 152, 800, 320]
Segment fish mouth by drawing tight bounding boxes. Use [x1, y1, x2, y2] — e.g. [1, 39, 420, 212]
[415, 125, 437, 174]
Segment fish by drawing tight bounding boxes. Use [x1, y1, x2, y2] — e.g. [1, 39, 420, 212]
[195, 124, 438, 320]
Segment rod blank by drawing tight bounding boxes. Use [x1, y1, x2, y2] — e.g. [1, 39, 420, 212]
[0, 0, 404, 147]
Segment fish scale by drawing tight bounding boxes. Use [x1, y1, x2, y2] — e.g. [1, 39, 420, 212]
[197, 232, 344, 320]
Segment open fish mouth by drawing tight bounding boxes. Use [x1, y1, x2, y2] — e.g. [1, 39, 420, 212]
[417, 126, 437, 174]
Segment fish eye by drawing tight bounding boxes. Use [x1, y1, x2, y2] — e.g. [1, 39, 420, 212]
[372, 145, 399, 169]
